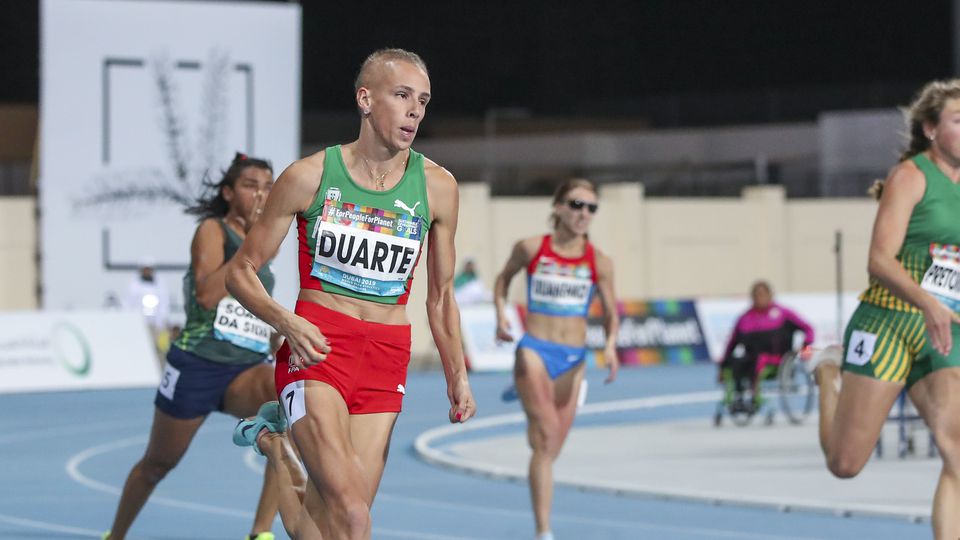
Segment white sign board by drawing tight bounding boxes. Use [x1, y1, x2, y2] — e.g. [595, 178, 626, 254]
[460, 303, 523, 372]
[40, 0, 301, 314]
[0, 310, 159, 394]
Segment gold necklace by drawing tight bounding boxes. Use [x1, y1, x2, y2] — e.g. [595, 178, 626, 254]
[360, 154, 406, 191]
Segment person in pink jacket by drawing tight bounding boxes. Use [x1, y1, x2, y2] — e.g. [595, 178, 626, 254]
[719, 281, 814, 411]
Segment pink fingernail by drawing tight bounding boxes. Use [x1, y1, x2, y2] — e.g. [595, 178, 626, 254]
[456, 412, 462, 421]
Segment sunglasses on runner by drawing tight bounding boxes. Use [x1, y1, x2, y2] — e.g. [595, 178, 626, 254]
[566, 199, 598, 213]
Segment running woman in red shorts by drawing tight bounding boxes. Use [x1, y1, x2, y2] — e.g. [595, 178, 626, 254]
[226, 48, 476, 540]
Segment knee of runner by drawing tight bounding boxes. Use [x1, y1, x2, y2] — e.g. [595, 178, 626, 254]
[332, 496, 371, 533]
[928, 427, 960, 469]
[826, 453, 864, 479]
[528, 423, 562, 457]
[140, 455, 179, 483]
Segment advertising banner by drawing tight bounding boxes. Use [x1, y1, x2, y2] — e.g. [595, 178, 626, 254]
[0, 310, 159, 394]
[587, 299, 710, 366]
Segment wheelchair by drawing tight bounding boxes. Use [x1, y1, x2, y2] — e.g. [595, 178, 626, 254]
[713, 349, 814, 427]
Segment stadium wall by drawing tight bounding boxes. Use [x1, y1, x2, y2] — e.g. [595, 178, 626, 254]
[0, 185, 876, 366]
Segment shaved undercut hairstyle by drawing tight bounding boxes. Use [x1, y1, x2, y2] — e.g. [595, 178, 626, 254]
[354, 48, 429, 92]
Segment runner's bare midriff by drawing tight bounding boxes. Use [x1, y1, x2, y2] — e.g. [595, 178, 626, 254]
[525, 312, 588, 347]
[299, 288, 410, 325]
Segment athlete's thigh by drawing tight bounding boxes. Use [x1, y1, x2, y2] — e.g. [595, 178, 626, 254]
[222, 363, 276, 418]
[288, 380, 357, 494]
[553, 362, 585, 427]
[348, 411, 399, 503]
[831, 371, 903, 461]
[909, 366, 960, 460]
[830, 303, 913, 458]
[514, 346, 555, 421]
[144, 408, 206, 465]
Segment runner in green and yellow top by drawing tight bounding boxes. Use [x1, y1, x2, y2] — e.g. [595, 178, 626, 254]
[807, 80, 960, 539]
[105, 153, 282, 540]
[225, 49, 476, 540]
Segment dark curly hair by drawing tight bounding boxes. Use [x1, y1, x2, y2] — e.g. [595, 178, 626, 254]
[186, 152, 272, 220]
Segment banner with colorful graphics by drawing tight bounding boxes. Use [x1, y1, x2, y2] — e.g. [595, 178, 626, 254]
[0, 310, 159, 394]
[586, 299, 710, 366]
[468, 293, 857, 370]
[921, 244, 960, 312]
[311, 200, 423, 296]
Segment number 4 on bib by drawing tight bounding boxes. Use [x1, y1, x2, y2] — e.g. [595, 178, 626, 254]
[845, 330, 877, 367]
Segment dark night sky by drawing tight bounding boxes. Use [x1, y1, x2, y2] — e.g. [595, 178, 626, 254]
[1, 1, 953, 117]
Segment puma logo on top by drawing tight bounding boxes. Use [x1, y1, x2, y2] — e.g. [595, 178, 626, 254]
[394, 199, 421, 215]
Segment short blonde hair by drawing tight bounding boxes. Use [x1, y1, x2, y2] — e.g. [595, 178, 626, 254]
[900, 79, 960, 161]
[354, 48, 429, 92]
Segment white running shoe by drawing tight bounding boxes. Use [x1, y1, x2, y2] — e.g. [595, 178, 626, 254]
[535, 532, 555, 540]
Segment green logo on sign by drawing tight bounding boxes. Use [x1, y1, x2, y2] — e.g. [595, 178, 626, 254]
[51, 322, 92, 377]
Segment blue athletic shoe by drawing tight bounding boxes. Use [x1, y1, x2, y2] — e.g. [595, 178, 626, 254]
[233, 401, 287, 455]
[501, 384, 518, 402]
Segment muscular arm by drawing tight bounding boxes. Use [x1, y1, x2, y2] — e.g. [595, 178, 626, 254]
[868, 161, 960, 354]
[594, 251, 620, 383]
[191, 219, 229, 310]
[225, 157, 330, 364]
[868, 163, 928, 311]
[424, 163, 476, 422]
[493, 238, 535, 341]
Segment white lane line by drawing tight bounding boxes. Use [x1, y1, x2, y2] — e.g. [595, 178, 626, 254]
[235, 391, 826, 539]
[0, 420, 142, 445]
[65, 436, 489, 539]
[67, 435, 257, 518]
[0, 511, 103, 537]
[374, 493, 825, 540]
[374, 529, 492, 540]
[413, 391, 929, 525]
[241, 459, 815, 539]
[414, 391, 717, 464]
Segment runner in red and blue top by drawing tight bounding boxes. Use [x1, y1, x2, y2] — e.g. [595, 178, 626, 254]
[225, 48, 476, 540]
[493, 178, 619, 540]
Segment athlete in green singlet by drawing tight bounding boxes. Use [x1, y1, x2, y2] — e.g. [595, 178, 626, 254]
[104, 153, 281, 540]
[808, 80, 960, 539]
[225, 49, 476, 540]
